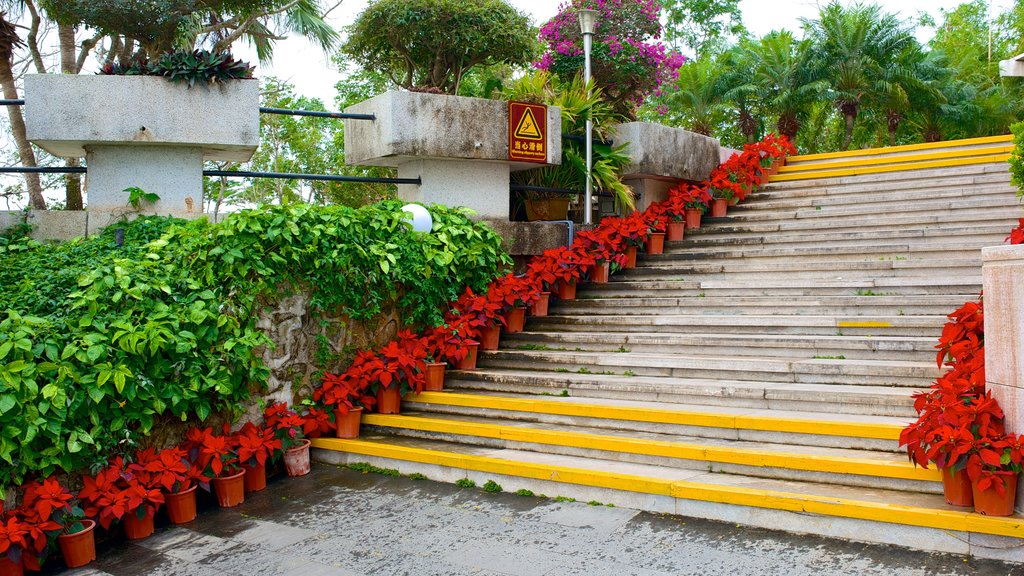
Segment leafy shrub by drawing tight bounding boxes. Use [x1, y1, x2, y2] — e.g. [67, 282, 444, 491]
[1010, 121, 1024, 198]
[0, 202, 507, 495]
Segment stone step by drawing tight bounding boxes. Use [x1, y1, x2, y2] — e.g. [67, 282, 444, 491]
[740, 183, 1015, 212]
[691, 209, 1018, 235]
[724, 196, 1018, 224]
[785, 135, 1012, 167]
[583, 277, 981, 297]
[556, 294, 969, 317]
[442, 369, 920, 417]
[360, 412, 938, 493]
[399, 391, 909, 453]
[680, 223, 1011, 249]
[502, 331, 937, 362]
[651, 241, 988, 263]
[755, 170, 1011, 199]
[528, 314, 944, 337]
[311, 435, 1024, 560]
[621, 258, 979, 280]
[766, 159, 1010, 187]
[476, 349, 939, 387]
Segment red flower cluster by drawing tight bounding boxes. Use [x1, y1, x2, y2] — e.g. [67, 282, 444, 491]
[0, 478, 70, 570]
[900, 288, 1024, 497]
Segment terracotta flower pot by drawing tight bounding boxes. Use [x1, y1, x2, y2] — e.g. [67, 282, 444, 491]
[58, 519, 97, 569]
[624, 247, 637, 269]
[942, 467, 973, 507]
[666, 221, 685, 242]
[284, 438, 312, 477]
[334, 407, 363, 439]
[684, 209, 701, 229]
[123, 509, 155, 540]
[528, 292, 550, 317]
[165, 486, 198, 525]
[711, 198, 728, 218]
[243, 462, 267, 493]
[591, 261, 610, 284]
[503, 307, 527, 333]
[973, 472, 1018, 516]
[479, 324, 501, 350]
[645, 233, 665, 255]
[212, 469, 246, 508]
[0, 555, 23, 576]
[376, 386, 401, 414]
[455, 340, 479, 370]
[556, 280, 576, 301]
[424, 363, 446, 392]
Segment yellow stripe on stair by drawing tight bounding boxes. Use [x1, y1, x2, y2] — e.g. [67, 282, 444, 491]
[769, 154, 1010, 182]
[361, 414, 937, 482]
[403, 392, 903, 441]
[786, 134, 1012, 163]
[311, 438, 1024, 539]
[778, 145, 1013, 174]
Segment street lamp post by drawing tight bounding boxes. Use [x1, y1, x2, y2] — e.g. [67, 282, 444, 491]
[578, 8, 598, 226]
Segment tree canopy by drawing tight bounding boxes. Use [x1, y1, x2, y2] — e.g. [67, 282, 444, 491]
[342, 0, 536, 95]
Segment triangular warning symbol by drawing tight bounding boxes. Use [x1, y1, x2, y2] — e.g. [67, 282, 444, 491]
[515, 108, 543, 140]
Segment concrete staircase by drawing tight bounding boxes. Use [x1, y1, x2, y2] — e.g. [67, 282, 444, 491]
[314, 135, 1024, 560]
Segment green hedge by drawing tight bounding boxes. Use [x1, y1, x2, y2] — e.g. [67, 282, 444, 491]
[1010, 121, 1024, 197]
[0, 202, 508, 495]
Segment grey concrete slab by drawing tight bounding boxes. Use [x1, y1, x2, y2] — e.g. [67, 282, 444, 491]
[54, 465, 1024, 576]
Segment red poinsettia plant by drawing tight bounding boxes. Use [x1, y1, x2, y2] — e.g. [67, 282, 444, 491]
[0, 478, 72, 569]
[184, 426, 242, 480]
[235, 422, 283, 468]
[264, 402, 311, 449]
[486, 273, 541, 310]
[78, 458, 165, 529]
[967, 433, 1024, 497]
[314, 369, 377, 418]
[128, 447, 191, 494]
[422, 324, 470, 365]
[575, 224, 627, 267]
[449, 288, 507, 332]
[669, 184, 713, 213]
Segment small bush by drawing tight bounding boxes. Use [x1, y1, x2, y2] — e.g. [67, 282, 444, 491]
[483, 480, 503, 493]
[456, 478, 476, 488]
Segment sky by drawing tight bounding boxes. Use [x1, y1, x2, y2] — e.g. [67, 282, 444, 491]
[234, 0, 1017, 109]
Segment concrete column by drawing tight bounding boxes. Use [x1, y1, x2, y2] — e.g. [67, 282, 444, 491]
[624, 177, 676, 214]
[981, 244, 1024, 511]
[86, 145, 203, 214]
[397, 159, 511, 220]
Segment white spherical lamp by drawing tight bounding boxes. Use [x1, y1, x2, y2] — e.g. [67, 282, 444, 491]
[401, 203, 433, 233]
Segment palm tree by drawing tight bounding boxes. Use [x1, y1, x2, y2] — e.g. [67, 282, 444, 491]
[718, 45, 760, 144]
[746, 30, 824, 144]
[665, 58, 729, 136]
[803, 2, 916, 149]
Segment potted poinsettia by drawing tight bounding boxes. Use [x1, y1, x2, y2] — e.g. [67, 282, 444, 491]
[185, 427, 245, 508]
[657, 194, 687, 242]
[575, 225, 624, 282]
[311, 370, 376, 438]
[235, 423, 282, 493]
[127, 446, 200, 524]
[486, 274, 540, 332]
[78, 458, 165, 540]
[0, 478, 73, 573]
[967, 432, 1024, 516]
[672, 184, 712, 229]
[451, 289, 507, 350]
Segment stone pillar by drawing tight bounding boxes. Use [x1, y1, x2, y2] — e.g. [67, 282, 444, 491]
[610, 122, 722, 212]
[344, 91, 561, 221]
[25, 74, 258, 231]
[982, 244, 1024, 511]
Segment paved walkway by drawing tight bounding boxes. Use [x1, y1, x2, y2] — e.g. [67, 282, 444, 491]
[59, 464, 1023, 576]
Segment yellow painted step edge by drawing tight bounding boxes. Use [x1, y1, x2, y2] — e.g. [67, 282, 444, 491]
[788, 134, 1012, 163]
[405, 392, 902, 441]
[779, 145, 1014, 173]
[362, 414, 937, 482]
[769, 154, 1010, 182]
[311, 438, 1024, 539]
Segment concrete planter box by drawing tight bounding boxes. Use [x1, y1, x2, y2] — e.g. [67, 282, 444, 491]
[611, 122, 721, 212]
[344, 91, 561, 220]
[25, 75, 259, 161]
[24, 75, 259, 227]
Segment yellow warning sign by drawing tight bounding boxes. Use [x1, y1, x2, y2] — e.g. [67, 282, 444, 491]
[514, 107, 543, 141]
